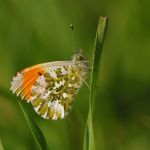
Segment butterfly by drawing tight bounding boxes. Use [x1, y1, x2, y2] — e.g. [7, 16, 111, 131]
[10, 49, 87, 120]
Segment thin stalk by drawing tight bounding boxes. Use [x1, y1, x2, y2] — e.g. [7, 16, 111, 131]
[83, 16, 108, 150]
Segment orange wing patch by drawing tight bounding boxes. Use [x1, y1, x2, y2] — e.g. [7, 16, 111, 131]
[11, 64, 45, 102]
[22, 66, 45, 101]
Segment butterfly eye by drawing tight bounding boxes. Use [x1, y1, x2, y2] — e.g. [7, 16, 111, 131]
[75, 50, 85, 61]
[79, 55, 84, 60]
[76, 54, 84, 61]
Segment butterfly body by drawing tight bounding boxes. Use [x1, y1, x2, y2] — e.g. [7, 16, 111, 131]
[10, 50, 87, 120]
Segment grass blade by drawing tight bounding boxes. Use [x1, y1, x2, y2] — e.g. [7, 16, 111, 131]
[91, 16, 108, 111]
[18, 101, 47, 150]
[83, 16, 108, 150]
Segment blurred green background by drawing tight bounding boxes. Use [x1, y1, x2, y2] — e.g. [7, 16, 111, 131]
[0, 0, 150, 149]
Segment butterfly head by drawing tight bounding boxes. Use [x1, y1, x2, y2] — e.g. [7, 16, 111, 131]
[72, 49, 85, 62]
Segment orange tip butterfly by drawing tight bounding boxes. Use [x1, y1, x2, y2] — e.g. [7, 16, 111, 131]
[10, 49, 87, 120]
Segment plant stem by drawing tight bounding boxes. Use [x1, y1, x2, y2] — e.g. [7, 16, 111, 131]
[83, 16, 108, 150]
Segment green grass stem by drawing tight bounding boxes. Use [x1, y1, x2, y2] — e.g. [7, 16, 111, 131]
[83, 16, 108, 150]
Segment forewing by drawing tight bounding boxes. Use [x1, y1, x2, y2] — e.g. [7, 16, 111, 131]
[10, 61, 72, 101]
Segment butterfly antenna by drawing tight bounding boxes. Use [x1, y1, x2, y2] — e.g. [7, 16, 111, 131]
[70, 24, 75, 52]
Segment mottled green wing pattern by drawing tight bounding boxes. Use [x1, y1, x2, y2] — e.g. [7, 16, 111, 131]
[31, 64, 86, 120]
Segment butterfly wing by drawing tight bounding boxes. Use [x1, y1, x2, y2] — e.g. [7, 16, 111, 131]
[10, 61, 86, 120]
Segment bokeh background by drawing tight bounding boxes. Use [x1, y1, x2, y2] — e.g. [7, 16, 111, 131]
[0, 0, 150, 150]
